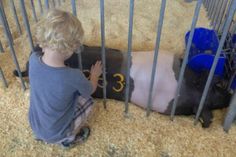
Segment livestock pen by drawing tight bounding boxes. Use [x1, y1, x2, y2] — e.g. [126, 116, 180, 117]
[0, 0, 236, 156]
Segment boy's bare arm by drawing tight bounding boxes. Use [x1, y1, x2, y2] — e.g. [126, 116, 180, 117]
[90, 61, 102, 93]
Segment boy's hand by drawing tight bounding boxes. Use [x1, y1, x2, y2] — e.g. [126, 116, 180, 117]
[90, 61, 102, 79]
[90, 61, 102, 93]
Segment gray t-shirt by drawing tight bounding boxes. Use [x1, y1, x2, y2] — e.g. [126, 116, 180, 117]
[28, 52, 93, 143]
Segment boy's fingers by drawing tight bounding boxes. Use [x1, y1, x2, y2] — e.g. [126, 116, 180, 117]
[95, 62, 102, 67]
[96, 61, 102, 65]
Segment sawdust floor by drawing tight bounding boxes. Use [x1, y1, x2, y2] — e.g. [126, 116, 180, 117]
[1, 0, 236, 157]
[1, 39, 236, 157]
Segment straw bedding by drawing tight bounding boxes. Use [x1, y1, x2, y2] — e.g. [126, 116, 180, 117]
[0, 0, 236, 157]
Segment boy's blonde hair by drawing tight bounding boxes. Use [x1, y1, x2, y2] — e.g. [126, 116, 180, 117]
[36, 9, 84, 55]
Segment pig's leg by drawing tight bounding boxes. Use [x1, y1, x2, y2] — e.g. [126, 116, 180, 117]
[192, 104, 213, 128]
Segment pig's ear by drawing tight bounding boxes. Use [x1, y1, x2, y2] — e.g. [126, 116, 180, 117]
[215, 79, 228, 90]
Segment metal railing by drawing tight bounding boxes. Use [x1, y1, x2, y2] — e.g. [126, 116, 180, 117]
[0, 0, 236, 129]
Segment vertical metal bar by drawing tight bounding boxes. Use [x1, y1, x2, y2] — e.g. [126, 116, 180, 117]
[209, 0, 214, 12]
[71, 0, 83, 71]
[229, 21, 235, 34]
[213, 0, 224, 29]
[30, 0, 38, 22]
[58, 0, 61, 6]
[45, 0, 49, 10]
[215, 0, 229, 32]
[231, 21, 236, 35]
[0, 67, 8, 88]
[171, 0, 203, 120]
[71, 0, 77, 16]
[38, 0, 43, 15]
[208, 0, 216, 19]
[55, 0, 58, 7]
[206, 0, 211, 11]
[0, 6, 26, 90]
[206, 0, 209, 7]
[19, 0, 34, 51]
[219, 0, 233, 34]
[223, 91, 236, 132]
[100, 0, 107, 109]
[76, 49, 83, 70]
[209, 0, 217, 21]
[146, 0, 167, 116]
[0, 40, 4, 53]
[0, 0, 13, 44]
[9, 0, 22, 35]
[194, 0, 236, 125]
[211, 0, 221, 26]
[204, 0, 208, 9]
[124, 0, 134, 114]
[52, 0, 56, 8]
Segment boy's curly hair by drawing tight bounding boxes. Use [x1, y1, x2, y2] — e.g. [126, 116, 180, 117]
[36, 9, 84, 54]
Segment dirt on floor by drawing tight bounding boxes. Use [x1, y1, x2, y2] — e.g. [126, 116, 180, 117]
[0, 0, 236, 157]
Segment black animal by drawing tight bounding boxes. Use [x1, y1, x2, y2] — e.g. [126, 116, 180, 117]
[14, 45, 231, 128]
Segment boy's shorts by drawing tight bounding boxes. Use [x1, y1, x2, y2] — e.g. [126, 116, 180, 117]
[56, 96, 94, 145]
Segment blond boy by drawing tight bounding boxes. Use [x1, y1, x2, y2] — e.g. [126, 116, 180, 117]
[29, 9, 102, 148]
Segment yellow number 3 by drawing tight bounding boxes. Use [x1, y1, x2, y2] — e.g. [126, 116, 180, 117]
[112, 73, 125, 92]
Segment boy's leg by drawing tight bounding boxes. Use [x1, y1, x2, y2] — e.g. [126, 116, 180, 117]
[57, 96, 94, 147]
[72, 96, 94, 135]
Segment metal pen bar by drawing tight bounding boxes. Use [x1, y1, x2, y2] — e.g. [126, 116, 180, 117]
[229, 20, 235, 34]
[208, 0, 216, 19]
[19, 0, 34, 51]
[45, 0, 49, 10]
[202, 0, 206, 7]
[52, 0, 56, 8]
[124, 0, 134, 114]
[0, 0, 13, 44]
[171, 0, 202, 120]
[9, 0, 22, 35]
[55, 0, 58, 7]
[207, 0, 210, 8]
[209, 0, 217, 21]
[223, 90, 236, 132]
[219, 0, 233, 34]
[0, 6, 26, 90]
[76, 49, 83, 70]
[215, 0, 229, 32]
[30, 0, 38, 22]
[231, 21, 236, 35]
[211, 0, 221, 26]
[204, 0, 209, 10]
[0, 40, 4, 52]
[71, 0, 77, 16]
[213, 0, 224, 30]
[58, 0, 61, 6]
[71, 0, 83, 70]
[38, 0, 43, 15]
[0, 67, 8, 88]
[146, 0, 167, 116]
[206, 0, 211, 11]
[100, 0, 107, 109]
[194, 0, 236, 125]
